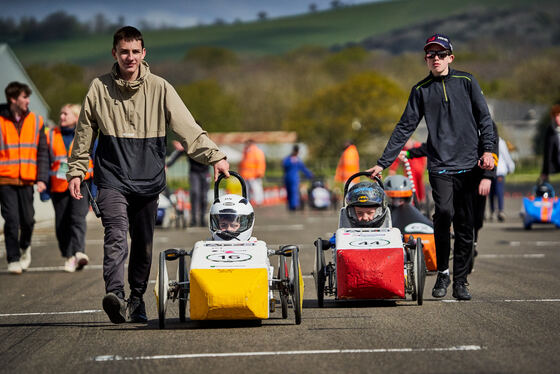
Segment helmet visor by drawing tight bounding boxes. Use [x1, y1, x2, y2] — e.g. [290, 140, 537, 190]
[352, 205, 384, 222]
[210, 211, 254, 235]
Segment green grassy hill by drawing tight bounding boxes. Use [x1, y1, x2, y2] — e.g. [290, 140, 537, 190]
[13, 0, 553, 66]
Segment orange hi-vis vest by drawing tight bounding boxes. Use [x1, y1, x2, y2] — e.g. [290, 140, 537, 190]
[334, 144, 360, 183]
[46, 127, 93, 193]
[0, 112, 43, 182]
[239, 144, 266, 180]
[175, 188, 190, 211]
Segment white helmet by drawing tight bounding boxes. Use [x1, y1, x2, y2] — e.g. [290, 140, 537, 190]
[209, 194, 254, 241]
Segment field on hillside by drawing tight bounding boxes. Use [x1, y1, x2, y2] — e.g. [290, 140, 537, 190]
[12, 0, 552, 65]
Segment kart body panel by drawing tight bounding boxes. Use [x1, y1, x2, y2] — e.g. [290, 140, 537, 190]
[335, 228, 405, 300]
[189, 239, 270, 320]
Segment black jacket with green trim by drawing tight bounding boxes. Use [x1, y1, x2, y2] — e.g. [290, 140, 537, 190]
[377, 68, 495, 173]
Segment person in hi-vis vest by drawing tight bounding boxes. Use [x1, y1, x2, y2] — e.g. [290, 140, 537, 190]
[239, 139, 266, 205]
[334, 140, 360, 187]
[0, 82, 49, 274]
[46, 104, 93, 273]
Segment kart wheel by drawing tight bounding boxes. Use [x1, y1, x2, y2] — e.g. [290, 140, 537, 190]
[290, 247, 302, 325]
[410, 247, 417, 302]
[314, 239, 326, 307]
[158, 251, 169, 329]
[415, 238, 426, 306]
[178, 255, 188, 322]
[278, 255, 288, 319]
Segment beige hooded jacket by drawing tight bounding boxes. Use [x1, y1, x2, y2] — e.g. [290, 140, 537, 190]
[68, 61, 226, 195]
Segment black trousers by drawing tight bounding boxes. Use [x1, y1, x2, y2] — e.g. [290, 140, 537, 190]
[97, 188, 158, 299]
[51, 182, 90, 258]
[0, 185, 35, 263]
[189, 171, 209, 224]
[429, 172, 476, 283]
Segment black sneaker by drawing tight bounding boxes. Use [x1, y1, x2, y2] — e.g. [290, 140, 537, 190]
[128, 296, 148, 323]
[432, 272, 451, 298]
[452, 281, 472, 300]
[102, 293, 127, 324]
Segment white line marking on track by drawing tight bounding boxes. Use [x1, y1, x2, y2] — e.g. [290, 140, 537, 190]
[507, 241, 560, 247]
[478, 254, 545, 258]
[93, 345, 483, 362]
[441, 299, 560, 303]
[0, 265, 103, 273]
[536, 241, 560, 247]
[0, 309, 102, 317]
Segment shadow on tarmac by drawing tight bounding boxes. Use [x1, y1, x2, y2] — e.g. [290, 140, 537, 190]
[114, 318, 300, 331]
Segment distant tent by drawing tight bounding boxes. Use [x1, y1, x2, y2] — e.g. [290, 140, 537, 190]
[0, 43, 50, 120]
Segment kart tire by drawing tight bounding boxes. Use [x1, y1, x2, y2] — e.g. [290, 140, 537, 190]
[278, 255, 289, 319]
[411, 247, 417, 302]
[415, 238, 426, 306]
[314, 239, 326, 308]
[158, 251, 167, 329]
[178, 255, 188, 322]
[291, 247, 302, 325]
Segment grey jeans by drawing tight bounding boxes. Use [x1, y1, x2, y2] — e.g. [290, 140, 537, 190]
[97, 188, 158, 299]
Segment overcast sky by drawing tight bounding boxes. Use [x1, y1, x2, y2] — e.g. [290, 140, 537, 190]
[3, 0, 379, 28]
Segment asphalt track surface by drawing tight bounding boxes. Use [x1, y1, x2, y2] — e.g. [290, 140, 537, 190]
[1, 196, 559, 373]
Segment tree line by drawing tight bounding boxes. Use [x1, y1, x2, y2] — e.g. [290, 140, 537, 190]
[1, 12, 127, 44]
[26, 44, 560, 162]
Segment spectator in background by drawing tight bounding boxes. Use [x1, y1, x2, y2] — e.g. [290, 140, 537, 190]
[390, 138, 427, 203]
[283, 145, 313, 211]
[334, 140, 360, 186]
[540, 104, 560, 182]
[239, 139, 266, 206]
[0, 82, 48, 274]
[46, 104, 93, 272]
[167, 140, 210, 227]
[489, 137, 515, 222]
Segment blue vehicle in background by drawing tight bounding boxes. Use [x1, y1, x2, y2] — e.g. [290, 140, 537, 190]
[520, 182, 560, 230]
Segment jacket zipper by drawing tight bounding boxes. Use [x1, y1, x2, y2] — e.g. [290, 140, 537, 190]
[442, 80, 448, 102]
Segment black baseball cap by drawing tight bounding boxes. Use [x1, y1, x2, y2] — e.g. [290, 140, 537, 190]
[424, 33, 453, 52]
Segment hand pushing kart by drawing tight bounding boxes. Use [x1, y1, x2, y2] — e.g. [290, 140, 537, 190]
[154, 171, 303, 329]
[313, 172, 427, 307]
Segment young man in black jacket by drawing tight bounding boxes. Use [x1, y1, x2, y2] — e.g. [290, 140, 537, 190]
[367, 33, 495, 300]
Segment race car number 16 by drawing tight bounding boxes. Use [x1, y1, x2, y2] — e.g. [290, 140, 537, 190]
[207, 253, 252, 262]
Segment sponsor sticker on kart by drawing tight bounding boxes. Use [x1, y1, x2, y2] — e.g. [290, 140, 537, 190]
[206, 252, 252, 262]
[336, 227, 403, 250]
[349, 239, 391, 248]
[191, 240, 269, 269]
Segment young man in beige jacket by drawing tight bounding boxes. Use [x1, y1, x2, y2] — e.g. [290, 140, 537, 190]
[67, 26, 229, 324]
